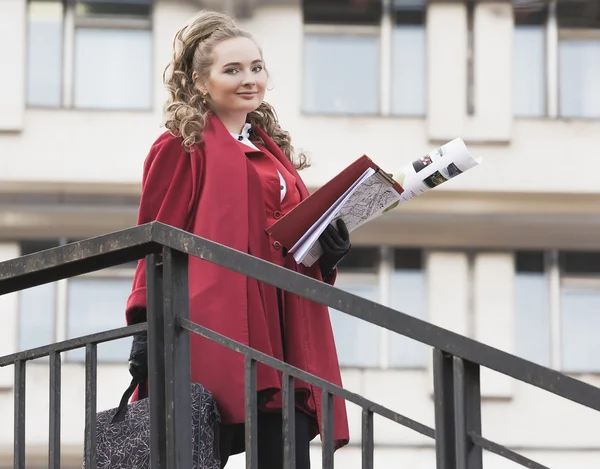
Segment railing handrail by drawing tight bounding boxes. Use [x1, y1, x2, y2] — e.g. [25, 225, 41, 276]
[0, 323, 147, 366]
[1, 221, 599, 414]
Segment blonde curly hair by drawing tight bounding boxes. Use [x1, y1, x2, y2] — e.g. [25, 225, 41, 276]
[162, 10, 309, 170]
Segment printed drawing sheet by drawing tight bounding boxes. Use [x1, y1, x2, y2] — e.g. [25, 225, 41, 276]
[289, 167, 381, 265]
[292, 137, 481, 267]
[295, 170, 403, 267]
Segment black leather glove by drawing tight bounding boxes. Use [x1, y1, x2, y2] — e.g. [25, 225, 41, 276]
[129, 333, 148, 381]
[318, 218, 351, 278]
[128, 307, 148, 386]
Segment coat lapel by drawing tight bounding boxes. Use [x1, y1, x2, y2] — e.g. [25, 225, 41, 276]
[202, 113, 250, 165]
[202, 113, 310, 203]
[253, 126, 310, 201]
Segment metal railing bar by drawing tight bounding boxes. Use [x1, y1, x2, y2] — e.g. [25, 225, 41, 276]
[244, 357, 258, 469]
[180, 318, 435, 438]
[433, 349, 456, 469]
[0, 222, 593, 469]
[282, 373, 296, 469]
[154, 224, 600, 413]
[0, 323, 147, 367]
[14, 359, 26, 469]
[146, 254, 167, 469]
[321, 392, 334, 469]
[0, 224, 156, 295]
[470, 433, 552, 469]
[84, 344, 97, 469]
[2, 222, 600, 412]
[162, 248, 193, 469]
[454, 358, 482, 469]
[361, 408, 374, 469]
[48, 352, 61, 469]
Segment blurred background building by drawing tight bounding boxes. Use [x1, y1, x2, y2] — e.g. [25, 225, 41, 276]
[0, 0, 599, 467]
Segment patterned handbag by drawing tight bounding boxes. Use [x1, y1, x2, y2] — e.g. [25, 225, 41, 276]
[86, 378, 221, 469]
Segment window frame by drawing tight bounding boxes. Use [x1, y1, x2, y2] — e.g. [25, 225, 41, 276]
[331, 270, 382, 368]
[63, 267, 136, 363]
[556, 26, 600, 119]
[17, 238, 135, 364]
[515, 249, 600, 375]
[331, 246, 428, 370]
[301, 23, 383, 116]
[25, 0, 154, 112]
[300, 0, 427, 118]
[513, 0, 600, 120]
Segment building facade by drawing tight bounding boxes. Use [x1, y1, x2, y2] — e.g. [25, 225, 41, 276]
[0, 0, 599, 467]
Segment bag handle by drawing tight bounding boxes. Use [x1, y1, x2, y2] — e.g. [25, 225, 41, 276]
[111, 376, 148, 424]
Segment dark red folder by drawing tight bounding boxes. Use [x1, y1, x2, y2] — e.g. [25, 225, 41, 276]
[267, 155, 404, 250]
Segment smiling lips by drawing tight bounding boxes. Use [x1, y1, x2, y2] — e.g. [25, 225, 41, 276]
[237, 91, 258, 98]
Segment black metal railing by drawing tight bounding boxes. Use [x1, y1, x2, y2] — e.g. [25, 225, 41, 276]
[1, 221, 599, 469]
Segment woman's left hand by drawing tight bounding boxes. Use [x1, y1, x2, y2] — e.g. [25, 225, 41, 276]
[318, 218, 351, 278]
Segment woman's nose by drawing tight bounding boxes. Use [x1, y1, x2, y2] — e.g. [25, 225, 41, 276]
[241, 72, 256, 86]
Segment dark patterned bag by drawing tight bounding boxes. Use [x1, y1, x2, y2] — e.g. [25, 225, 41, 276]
[86, 378, 221, 469]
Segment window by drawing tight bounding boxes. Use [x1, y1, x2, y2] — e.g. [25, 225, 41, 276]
[26, 0, 153, 110]
[557, 0, 600, 118]
[514, 251, 550, 367]
[391, 0, 427, 116]
[329, 247, 381, 367]
[388, 248, 427, 367]
[27, 1, 64, 107]
[18, 239, 135, 363]
[512, 0, 600, 118]
[328, 247, 427, 368]
[302, 0, 426, 116]
[514, 250, 600, 373]
[513, 2, 547, 116]
[302, 34, 380, 115]
[559, 251, 600, 372]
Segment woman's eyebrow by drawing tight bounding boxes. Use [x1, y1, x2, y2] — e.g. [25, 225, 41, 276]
[222, 59, 263, 68]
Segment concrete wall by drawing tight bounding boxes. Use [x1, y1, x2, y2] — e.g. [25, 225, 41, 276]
[1, 4, 600, 193]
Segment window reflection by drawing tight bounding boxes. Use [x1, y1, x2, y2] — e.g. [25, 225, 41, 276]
[27, 1, 63, 107]
[303, 35, 380, 115]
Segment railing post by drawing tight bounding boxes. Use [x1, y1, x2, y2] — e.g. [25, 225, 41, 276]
[14, 359, 26, 469]
[147, 253, 167, 469]
[245, 357, 258, 469]
[321, 391, 334, 469]
[453, 357, 482, 469]
[162, 247, 193, 469]
[433, 349, 456, 469]
[361, 408, 374, 469]
[282, 372, 296, 469]
[49, 351, 61, 469]
[84, 344, 98, 469]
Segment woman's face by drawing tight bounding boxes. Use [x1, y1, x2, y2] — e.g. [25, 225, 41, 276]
[200, 37, 267, 117]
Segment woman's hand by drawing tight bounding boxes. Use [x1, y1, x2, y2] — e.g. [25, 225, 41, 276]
[318, 218, 351, 278]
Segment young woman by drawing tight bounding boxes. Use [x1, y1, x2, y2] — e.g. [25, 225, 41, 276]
[125, 10, 350, 468]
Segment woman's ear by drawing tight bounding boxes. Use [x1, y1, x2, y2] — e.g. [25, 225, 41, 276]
[191, 71, 207, 94]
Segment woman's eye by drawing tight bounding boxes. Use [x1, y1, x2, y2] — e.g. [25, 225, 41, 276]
[252, 65, 264, 73]
[225, 68, 239, 75]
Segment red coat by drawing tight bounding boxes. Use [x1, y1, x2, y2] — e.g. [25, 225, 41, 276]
[126, 114, 350, 450]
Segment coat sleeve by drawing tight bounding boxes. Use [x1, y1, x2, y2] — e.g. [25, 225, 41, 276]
[126, 134, 198, 324]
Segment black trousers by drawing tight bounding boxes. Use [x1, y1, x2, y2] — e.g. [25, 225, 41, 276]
[218, 409, 312, 469]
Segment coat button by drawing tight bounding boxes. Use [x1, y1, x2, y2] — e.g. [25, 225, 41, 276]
[273, 210, 282, 219]
[273, 241, 282, 250]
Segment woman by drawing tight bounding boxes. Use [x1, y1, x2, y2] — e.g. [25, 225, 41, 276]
[125, 10, 350, 468]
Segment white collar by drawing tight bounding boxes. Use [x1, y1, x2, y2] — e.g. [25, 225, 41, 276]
[231, 123, 252, 142]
